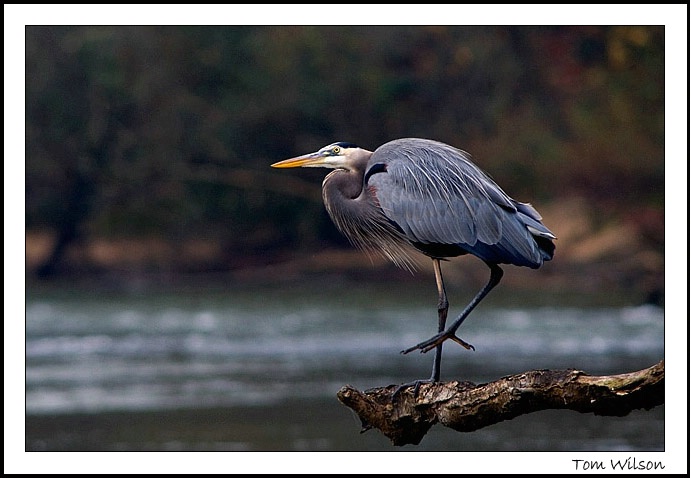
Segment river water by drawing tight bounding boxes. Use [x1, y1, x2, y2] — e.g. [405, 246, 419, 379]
[24, 278, 664, 452]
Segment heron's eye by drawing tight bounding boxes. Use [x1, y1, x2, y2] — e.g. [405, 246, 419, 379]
[332, 146, 341, 155]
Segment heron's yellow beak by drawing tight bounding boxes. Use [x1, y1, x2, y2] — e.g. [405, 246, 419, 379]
[271, 152, 325, 168]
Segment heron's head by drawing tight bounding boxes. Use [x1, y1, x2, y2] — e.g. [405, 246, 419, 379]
[271, 142, 371, 170]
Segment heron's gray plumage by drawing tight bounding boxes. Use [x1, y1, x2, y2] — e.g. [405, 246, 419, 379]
[363, 138, 555, 268]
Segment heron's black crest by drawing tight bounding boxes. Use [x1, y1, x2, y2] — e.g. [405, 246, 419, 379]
[333, 142, 360, 149]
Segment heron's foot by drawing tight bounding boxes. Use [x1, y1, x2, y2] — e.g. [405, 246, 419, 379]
[391, 378, 435, 401]
[401, 331, 475, 355]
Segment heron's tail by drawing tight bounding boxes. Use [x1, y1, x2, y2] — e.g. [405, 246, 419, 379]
[515, 202, 555, 262]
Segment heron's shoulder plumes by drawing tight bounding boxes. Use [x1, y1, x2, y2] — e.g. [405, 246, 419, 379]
[371, 138, 509, 210]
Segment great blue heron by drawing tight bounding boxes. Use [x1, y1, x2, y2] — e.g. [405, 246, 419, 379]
[272, 138, 555, 390]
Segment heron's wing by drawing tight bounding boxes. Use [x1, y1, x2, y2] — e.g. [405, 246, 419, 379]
[366, 139, 544, 264]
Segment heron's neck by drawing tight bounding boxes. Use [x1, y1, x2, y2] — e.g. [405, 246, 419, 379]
[322, 148, 372, 200]
[320, 157, 418, 272]
[323, 168, 364, 200]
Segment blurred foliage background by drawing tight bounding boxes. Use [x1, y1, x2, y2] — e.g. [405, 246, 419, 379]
[25, 25, 664, 300]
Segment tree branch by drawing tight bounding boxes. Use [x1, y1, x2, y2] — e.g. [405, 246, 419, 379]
[337, 360, 664, 446]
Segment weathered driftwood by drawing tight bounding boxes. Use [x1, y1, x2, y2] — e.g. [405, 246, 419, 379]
[337, 360, 664, 446]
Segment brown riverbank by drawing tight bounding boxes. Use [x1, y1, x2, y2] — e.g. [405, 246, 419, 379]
[25, 197, 664, 305]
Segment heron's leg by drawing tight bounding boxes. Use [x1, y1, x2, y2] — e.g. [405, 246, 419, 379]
[402, 263, 503, 355]
[392, 259, 449, 399]
[429, 258, 448, 382]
